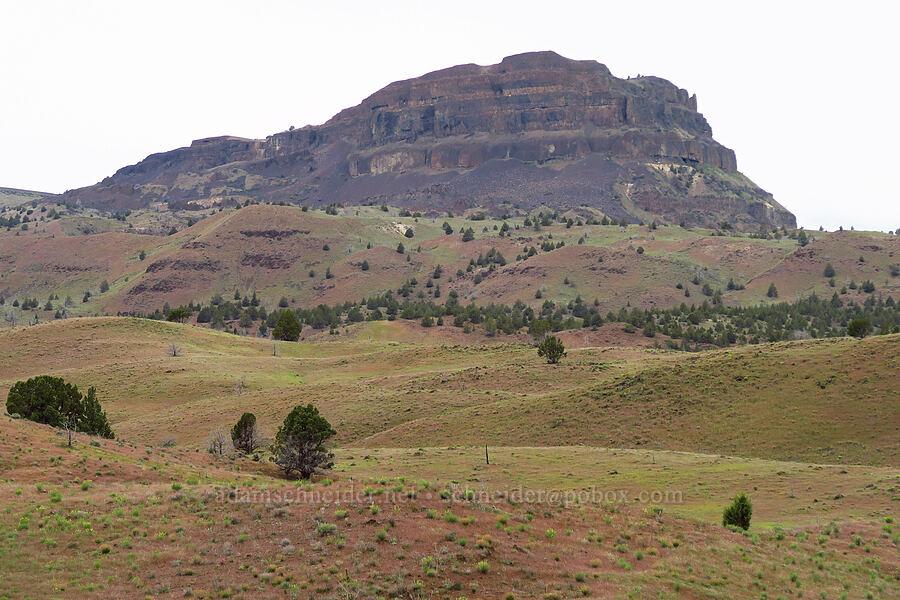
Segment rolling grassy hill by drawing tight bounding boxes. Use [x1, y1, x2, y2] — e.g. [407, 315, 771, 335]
[1, 318, 897, 598]
[1, 204, 897, 322]
[1, 318, 896, 467]
[0, 186, 53, 208]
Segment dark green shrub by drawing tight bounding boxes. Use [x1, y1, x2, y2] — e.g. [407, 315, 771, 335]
[847, 318, 871, 338]
[722, 493, 752, 530]
[273, 310, 301, 341]
[231, 412, 260, 453]
[537, 335, 566, 364]
[271, 404, 336, 479]
[6, 375, 114, 438]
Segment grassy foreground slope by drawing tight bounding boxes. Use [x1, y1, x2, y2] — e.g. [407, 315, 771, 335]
[1, 417, 897, 600]
[0, 318, 897, 468]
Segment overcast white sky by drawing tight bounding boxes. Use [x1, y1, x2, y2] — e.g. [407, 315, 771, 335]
[1, 1, 898, 231]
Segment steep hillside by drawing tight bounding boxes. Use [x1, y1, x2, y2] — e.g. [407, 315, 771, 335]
[56, 51, 795, 229]
[1, 204, 895, 319]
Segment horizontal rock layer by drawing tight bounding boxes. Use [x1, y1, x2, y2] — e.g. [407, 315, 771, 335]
[61, 51, 795, 229]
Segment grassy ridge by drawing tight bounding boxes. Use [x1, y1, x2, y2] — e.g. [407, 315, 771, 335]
[1, 318, 897, 467]
[370, 335, 900, 466]
[0, 186, 52, 208]
[1, 204, 897, 322]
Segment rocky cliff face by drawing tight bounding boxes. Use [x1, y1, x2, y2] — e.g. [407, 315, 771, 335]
[61, 51, 795, 229]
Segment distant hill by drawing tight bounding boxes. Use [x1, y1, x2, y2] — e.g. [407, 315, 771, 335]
[0, 186, 53, 208]
[0, 204, 895, 317]
[56, 51, 795, 230]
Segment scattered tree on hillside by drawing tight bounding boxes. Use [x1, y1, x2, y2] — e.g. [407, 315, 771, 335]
[207, 426, 230, 455]
[537, 335, 566, 364]
[231, 412, 262, 453]
[168, 342, 182, 357]
[767, 283, 778, 298]
[823, 263, 835, 278]
[99, 279, 109, 293]
[461, 227, 475, 242]
[273, 310, 301, 341]
[396, 242, 405, 253]
[6, 375, 114, 438]
[722, 493, 752, 530]
[404, 228, 414, 238]
[166, 307, 191, 322]
[80, 387, 114, 439]
[529, 319, 551, 342]
[271, 404, 336, 479]
[847, 317, 871, 338]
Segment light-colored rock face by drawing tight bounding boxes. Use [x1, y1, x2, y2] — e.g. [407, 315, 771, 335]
[60, 51, 795, 230]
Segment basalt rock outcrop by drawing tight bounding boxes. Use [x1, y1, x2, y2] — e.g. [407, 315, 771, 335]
[60, 51, 795, 229]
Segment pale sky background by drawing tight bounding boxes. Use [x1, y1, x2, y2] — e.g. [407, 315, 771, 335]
[1, 1, 898, 231]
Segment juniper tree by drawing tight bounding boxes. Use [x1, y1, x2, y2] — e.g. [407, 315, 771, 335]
[272, 404, 336, 479]
[537, 335, 566, 364]
[722, 493, 752, 530]
[231, 412, 262, 453]
[272, 310, 301, 341]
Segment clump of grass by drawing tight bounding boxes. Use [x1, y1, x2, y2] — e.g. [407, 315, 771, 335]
[421, 556, 437, 576]
[476, 560, 489, 574]
[545, 528, 556, 540]
[316, 523, 337, 537]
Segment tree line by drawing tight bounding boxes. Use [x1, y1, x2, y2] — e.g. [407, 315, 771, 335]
[132, 283, 900, 349]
